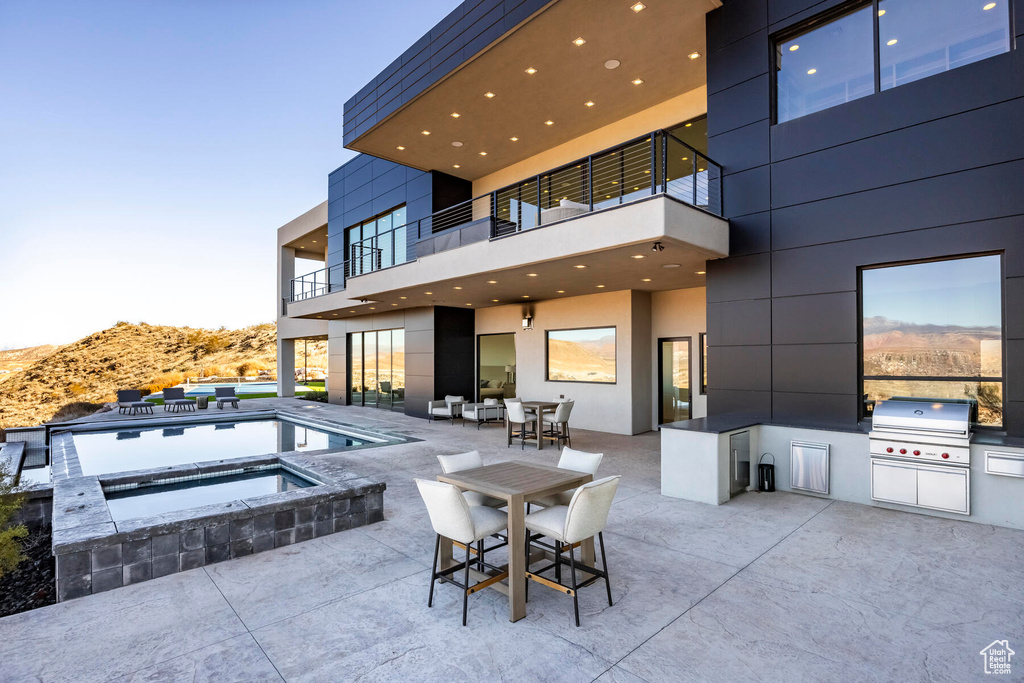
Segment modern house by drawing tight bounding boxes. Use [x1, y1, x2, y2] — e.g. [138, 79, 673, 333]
[278, 0, 1024, 527]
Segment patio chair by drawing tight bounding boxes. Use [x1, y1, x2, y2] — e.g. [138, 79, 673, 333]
[215, 387, 240, 409]
[463, 398, 504, 430]
[437, 450, 507, 571]
[541, 399, 575, 448]
[415, 479, 510, 626]
[505, 399, 536, 449]
[162, 387, 196, 413]
[116, 390, 154, 416]
[530, 446, 603, 510]
[524, 475, 619, 626]
[427, 395, 465, 424]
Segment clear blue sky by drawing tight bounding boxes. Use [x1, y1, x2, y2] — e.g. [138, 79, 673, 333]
[0, 0, 458, 349]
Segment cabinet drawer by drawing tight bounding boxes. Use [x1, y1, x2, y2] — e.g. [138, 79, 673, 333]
[918, 466, 969, 514]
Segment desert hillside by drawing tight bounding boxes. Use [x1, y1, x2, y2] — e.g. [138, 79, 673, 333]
[0, 345, 60, 377]
[0, 322, 326, 430]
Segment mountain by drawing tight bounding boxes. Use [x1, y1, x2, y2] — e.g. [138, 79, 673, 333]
[547, 338, 616, 382]
[863, 316, 1002, 377]
[0, 346, 61, 377]
[0, 323, 325, 431]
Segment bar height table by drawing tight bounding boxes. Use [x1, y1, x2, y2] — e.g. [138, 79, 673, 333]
[437, 461, 594, 622]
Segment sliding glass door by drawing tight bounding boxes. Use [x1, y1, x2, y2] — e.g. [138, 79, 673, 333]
[348, 329, 405, 411]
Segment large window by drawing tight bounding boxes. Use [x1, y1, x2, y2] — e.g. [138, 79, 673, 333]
[861, 255, 1003, 426]
[546, 327, 616, 384]
[776, 0, 1011, 123]
[348, 329, 405, 411]
[345, 205, 408, 277]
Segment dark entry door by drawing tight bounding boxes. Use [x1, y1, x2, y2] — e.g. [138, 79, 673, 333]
[659, 337, 691, 424]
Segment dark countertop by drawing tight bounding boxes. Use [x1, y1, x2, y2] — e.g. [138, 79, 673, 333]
[661, 416, 1024, 448]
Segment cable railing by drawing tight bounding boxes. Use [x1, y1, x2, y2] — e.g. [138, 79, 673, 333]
[288, 129, 721, 302]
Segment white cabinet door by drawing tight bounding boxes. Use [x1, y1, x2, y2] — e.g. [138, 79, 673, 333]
[918, 466, 970, 514]
[871, 459, 918, 505]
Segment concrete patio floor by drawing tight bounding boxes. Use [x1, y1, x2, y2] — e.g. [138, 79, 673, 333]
[2, 398, 1022, 681]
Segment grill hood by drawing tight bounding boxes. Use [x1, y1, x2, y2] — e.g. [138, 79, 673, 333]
[871, 399, 972, 438]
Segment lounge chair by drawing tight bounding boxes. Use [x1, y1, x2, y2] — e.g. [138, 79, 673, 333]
[117, 390, 155, 416]
[162, 387, 196, 413]
[215, 387, 240, 409]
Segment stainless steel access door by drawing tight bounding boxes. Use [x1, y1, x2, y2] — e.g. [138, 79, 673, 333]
[791, 441, 830, 495]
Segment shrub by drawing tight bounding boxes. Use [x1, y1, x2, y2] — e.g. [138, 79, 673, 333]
[300, 391, 329, 403]
[47, 402, 108, 424]
[236, 363, 252, 377]
[0, 460, 27, 578]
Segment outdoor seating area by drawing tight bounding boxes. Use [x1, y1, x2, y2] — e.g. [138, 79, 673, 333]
[2, 398, 1021, 681]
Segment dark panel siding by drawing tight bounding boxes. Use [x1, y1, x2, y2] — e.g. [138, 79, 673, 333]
[433, 307, 477, 401]
[706, 0, 1024, 433]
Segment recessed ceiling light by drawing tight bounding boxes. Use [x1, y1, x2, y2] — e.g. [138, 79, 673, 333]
[596, 284, 606, 288]
[486, 280, 497, 284]
[451, 112, 461, 118]
[332, 313, 338, 316]
[696, 270, 706, 275]
[682, 156, 688, 160]
[368, 307, 375, 310]
[453, 286, 463, 290]
[573, 264, 588, 269]
[317, 316, 322, 318]
[983, 1, 996, 7]
[299, 245, 304, 248]
[886, 38, 898, 46]
[585, 101, 595, 107]
[421, 130, 430, 135]
[425, 291, 433, 295]
[688, 52, 701, 60]
[509, 136, 519, 142]
[807, 68, 817, 75]
[631, 255, 645, 259]
[312, 240, 317, 243]
[453, 164, 460, 168]
[573, 37, 586, 46]
[479, 151, 487, 156]
[789, 44, 799, 52]
[604, 59, 621, 70]
[492, 299, 499, 302]
[556, 290, 565, 293]
[451, 141, 463, 147]
[662, 263, 681, 269]
[349, 310, 355, 313]
[685, 123, 692, 127]
[632, 77, 644, 85]
[527, 273, 538, 277]
[391, 303, 398, 306]
[466, 303, 472, 306]
[484, 91, 495, 98]
[396, 145, 405, 150]
[545, 120, 554, 125]
[522, 295, 530, 298]
[641, 278, 651, 282]
[631, 2, 646, 12]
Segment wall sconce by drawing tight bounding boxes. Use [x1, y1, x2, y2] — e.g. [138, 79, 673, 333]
[522, 313, 534, 330]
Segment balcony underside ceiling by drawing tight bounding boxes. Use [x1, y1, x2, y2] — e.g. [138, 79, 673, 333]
[348, 0, 719, 180]
[288, 196, 727, 320]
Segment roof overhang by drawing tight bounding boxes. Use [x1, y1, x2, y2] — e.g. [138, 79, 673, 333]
[348, 0, 720, 181]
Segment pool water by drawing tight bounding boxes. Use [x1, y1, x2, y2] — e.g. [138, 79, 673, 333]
[72, 418, 365, 476]
[105, 469, 317, 522]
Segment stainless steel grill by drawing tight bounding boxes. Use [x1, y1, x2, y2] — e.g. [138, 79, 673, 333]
[869, 399, 972, 515]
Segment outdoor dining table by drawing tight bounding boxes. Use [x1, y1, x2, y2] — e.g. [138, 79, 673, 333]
[436, 461, 594, 622]
[509, 400, 561, 450]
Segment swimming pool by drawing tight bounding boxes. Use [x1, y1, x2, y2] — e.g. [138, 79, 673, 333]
[104, 468, 319, 522]
[71, 418, 366, 476]
[149, 382, 314, 397]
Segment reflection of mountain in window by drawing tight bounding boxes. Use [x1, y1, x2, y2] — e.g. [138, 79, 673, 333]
[546, 328, 616, 383]
[861, 255, 1003, 426]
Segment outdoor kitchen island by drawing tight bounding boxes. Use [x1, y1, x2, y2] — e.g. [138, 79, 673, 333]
[661, 408, 1024, 531]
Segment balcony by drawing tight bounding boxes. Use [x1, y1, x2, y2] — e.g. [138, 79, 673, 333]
[288, 129, 723, 308]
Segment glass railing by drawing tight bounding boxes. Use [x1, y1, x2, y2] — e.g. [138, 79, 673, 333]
[288, 130, 721, 302]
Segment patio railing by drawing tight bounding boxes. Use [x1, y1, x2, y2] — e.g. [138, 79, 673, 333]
[288, 129, 721, 302]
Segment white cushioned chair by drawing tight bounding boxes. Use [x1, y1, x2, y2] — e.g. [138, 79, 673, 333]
[428, 395, 465, 424]
[416, 479, 509, 626]
[523, 475, 620, 626]
[505, 398, 536, 449]
[541, 399, 575, 448]
[530, 447, 603, 509]
[436, 451, 505, 508]
[462, 398, 504, 429]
